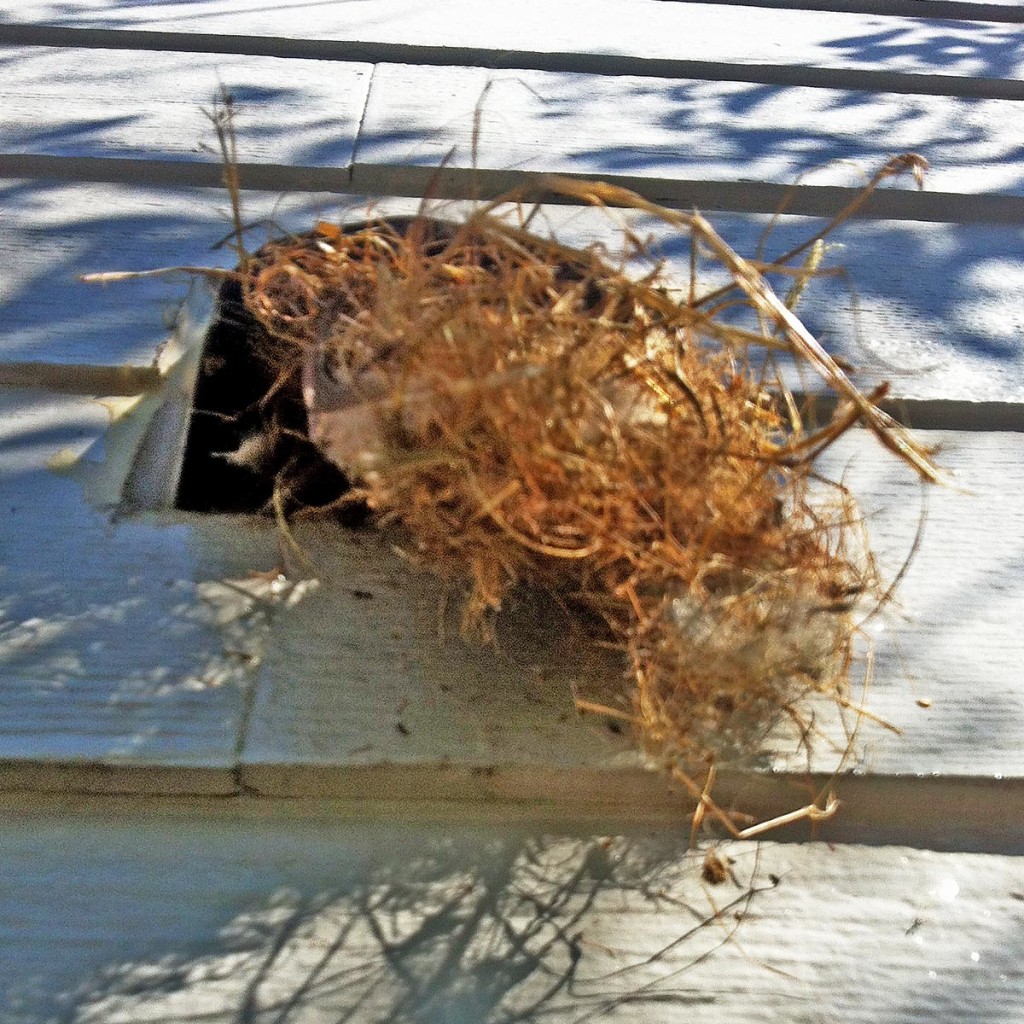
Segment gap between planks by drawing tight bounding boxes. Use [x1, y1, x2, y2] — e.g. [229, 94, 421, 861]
[0, 770, 1023, 856]
[7, 154, 1024, 227]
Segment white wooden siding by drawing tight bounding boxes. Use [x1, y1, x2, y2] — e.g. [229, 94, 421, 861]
[4, 795, 1024, 1024]
[1, 1, 1022, 1019]
[5, 189, 1024, 415]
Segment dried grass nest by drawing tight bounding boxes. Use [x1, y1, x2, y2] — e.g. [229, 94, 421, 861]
[92, 156, 942, 832]
[225, 167, 942, 825]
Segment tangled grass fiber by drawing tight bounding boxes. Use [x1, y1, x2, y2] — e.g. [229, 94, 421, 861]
[86, 132, 941, 833]
[224, 163, 941, 833]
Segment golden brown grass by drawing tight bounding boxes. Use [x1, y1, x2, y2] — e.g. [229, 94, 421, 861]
[83, 114, 941, 832]
[228, 164, 940, 831]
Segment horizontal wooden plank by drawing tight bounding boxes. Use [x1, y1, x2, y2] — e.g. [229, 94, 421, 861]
[784, 430, 1024, 776]
[2, 795, 1023, 1022]
[2, 49, 1022, 222]
[240, 430, 1024, 794]
[0, 45, 369, 167]
[353, 64, 1024, 213]
[4, 33, 1020, 103]
[0, 179, 353, 366]
[1, 381, 1019, 792]
[2, 1, 1022, 86]
[3, 396, 1023, 832]
[4, 183, 1024, 413]
[0, 385, 268, 789]
[2, 45, 1019, 211]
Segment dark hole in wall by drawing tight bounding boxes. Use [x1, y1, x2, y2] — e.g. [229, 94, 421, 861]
[174, 274, 363, 521]
[174, 217, 471, 520]
[174, 216, 606, 519]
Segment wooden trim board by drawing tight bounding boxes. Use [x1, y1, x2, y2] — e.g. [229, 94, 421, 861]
[4, 184, 1024, 416]
[3, 375, 1022, 831]
[3, 1, 1023, 77]
[3, 45, 1023, 216]
[3, 794, 1023, 1023]
[236, 430, 1024, 782]
[352, 63, 1024, 203]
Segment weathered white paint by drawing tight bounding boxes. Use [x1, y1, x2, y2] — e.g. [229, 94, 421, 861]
[4, 185, 1023, 413]
[1, 45, 1021, 215]
[0, 386, 262, 787]
[2, 796, 1023, 1024]
[786, 430, 1024, 776]
[0, 181, 357, 367]
[4, 374, 1022, 809]
[353, 63, 1024, 200]
[2, 0, 1022, 81]
[2, 198, 1023, 805]
[0, 45, 370, 169]
[238, 430, 1024, 794]
[1, 6, 1023, 1017]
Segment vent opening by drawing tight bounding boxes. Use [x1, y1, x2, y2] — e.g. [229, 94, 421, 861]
[174, 273, 365, 524]
[173, 216, 525, 521]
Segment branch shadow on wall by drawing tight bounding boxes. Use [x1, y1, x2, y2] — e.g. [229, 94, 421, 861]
[49, 831, 778, 1024]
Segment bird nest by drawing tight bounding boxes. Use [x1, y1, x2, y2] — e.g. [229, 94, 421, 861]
[87, 150, 940, 835]
[226, 169, 940, 823]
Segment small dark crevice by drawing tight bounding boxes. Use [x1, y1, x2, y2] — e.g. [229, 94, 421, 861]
[230, 763, 264, 798]
[174, 274, 365, 522]
[174, 214, 599, 519]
